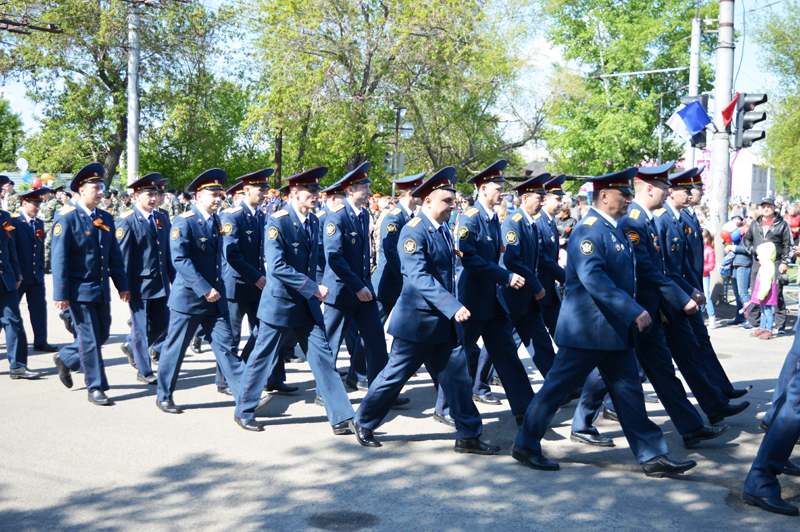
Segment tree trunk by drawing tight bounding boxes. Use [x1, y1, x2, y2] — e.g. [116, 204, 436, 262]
[274, 128, 283, 188]
[104, 113, 127, 188]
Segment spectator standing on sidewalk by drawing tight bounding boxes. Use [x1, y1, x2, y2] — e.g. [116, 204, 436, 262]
[702, 229, 717, 329]
[750, 243, 779, 340]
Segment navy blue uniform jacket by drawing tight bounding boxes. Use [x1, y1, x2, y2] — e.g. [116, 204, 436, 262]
[321, 201, 373, 307]
[533, 211, 566, 306]
[372, 205, 413, 304]
[10, 213, 43, 285]
[499, 211, 544, 315]
[221, 204, 265, 302]
[115, 207, 174, 301]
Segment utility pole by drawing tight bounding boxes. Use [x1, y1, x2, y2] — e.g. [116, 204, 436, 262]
[688, 13, 702, 165]
[709, 0, 735, 235]
[127, 5, 141, 183]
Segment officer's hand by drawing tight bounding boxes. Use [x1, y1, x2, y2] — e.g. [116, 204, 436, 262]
[634, 310, 652, 331]
[15, 278, 20, 289]
[255, 276, 267, 290]
[534, 288, 546, 300]
[690, 289, 706, 306]
[205, 288, 221, 302]
[315, 285, 329, 302]
[509, 273, 525, 290]
[725, 245, 735, 253]
[454, 306, 471, 322]
[682, 299, 699, 315]
[119, 291, 131, 303]
[355, 287, 373, 302]
[55, 300, 69, 310]
[779, 263, 789, 274]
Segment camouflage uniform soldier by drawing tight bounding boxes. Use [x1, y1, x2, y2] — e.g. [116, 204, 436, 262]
[169, 195, 184, 220]
[41, 191, 63, 273]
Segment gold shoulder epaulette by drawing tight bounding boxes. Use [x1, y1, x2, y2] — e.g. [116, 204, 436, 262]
[317, 210, 326, 217]
[464, 208, 479, 218]
[654, 208, 666, 217]
[332, 204, 346, 212]
[533, 213, 542, 220]
[120, 210, 135, 218]
[10, 213, 19, 218]
[225, 206, 243, 214]
[582, 216, 597, 226]
[408, 217, 422, 227]
[629, 209, 641, 220]
[58, 205, 76, 215]
[179, 211, 196, 218]
[390, 208, 402, 215]
[511, 213, 523, 222]
[272, 210, 289, 218]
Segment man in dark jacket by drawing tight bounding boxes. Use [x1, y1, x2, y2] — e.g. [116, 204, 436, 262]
[742, 198, 793, 333]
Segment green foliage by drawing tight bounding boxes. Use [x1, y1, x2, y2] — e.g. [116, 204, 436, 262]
[0, 98, 24, 171]
[542, 0, 717, 176]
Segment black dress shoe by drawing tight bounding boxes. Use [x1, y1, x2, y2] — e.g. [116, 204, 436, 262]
[603, 407, 619, 422]
[284, 354, 304, 363]
[126, 317, 132, 327]
[571, 430, 615, 447]
[149, 347, 160, 364]
[156, 398, 183, 414]
[33, 343, 58, 352]
[59, 311, 74, 335]
[455, 438, 500, 455]
[759, 420, 769, 432]
[433, 412, 456, 428]
[332, 419, 353, 435]
[256, 394, 274, 410]
[391, 396, 410, 408]
[315, 395, 324, 406]
[682, 425, 729, 448]
[345, 379, 369, 392]
[644, 393, 660, 403]
[511, 444, 560, 471]
[708, 401, 750, 425]
[724, 385, 752, 399]
[217, 386, 232, 396]
[53, 353, 72, 389]
[491, 375, 503, 387]
[190, 336, 201, 354]
[336, 368, 348, 377]
[121, 342, 135, 367]
[472, 392, 502, 406]
[136, 372, 157, 385]
[350, 420, 381, 447]
[785, 459, 800, 477]
[234, 415, 264, 432]
[88, 390, 113, 406]
[265, 382, 299, 394]
[641, 455, 697, 477]
[742, 492, 799, 516]
[9, 367, 42, 380]
[515, 414, 525, 427]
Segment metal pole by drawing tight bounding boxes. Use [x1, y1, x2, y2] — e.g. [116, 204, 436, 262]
[710, 0, 735, 235]
[688, 15, 702, 166]
[127, 6, 141, 184]
[392, 107, 400, 199]
[658, 95, 663, 165]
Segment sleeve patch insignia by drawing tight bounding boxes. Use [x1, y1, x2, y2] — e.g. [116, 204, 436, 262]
[171, 227, 180, 240]
[505, 230, 517, 244]
[115, 228, 125, 240]
[582, 216, 597, 226]
[53, 223, 62, 236]
[222, 222, 233, 236]
[403, 239, 417, 254]
[511, 213, 523, 222]
[627, 230, 640, 244]
[267, 226, 279, 241]
[629, 209, 641, 220]
[326, 223, 336, 236]
[580, 240, 594, 255]
[387, 223, 397, 234]
[458, 226, 470, 240]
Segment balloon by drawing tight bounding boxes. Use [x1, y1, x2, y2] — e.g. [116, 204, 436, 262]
[40, 173, 53, 183]
[16, 157, 28, 171]
[31, 178, 43, 189]
[20, 170, 31, 184]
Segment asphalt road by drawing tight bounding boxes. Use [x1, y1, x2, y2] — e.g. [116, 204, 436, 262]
[0, 277, 798, 531]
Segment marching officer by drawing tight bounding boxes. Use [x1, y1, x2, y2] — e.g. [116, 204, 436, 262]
[51, 163, 130, 405]
[235, 167, 354, 433]
[155, 169, 267, 421]
[351, 168, 498, 455]
[321, 162, 391, 392]
[41, 186, 63, 274]
[512, 168, 696, 477]
[116, 173, 175, 384]
[534, 174, 567, 336]
[10, 187, 58, 352]
[438, 159, 533, 420]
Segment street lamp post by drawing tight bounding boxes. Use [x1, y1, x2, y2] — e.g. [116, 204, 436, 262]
[392, 106, 407, 199]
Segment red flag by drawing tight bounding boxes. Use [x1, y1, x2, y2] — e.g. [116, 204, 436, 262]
[722, 92, 739, 127]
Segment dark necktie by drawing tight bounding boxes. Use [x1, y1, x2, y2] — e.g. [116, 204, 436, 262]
[30, 219, 35, 234]
[303, 218, 311, 238]
[439, 224, 452, 249]
[149, 215, 157, 237]
[490, 215, 500, 243]
[359, 211, 367, 238]
[209, 214, 216, 234]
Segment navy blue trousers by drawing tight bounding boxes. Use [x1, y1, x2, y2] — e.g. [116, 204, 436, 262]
[126, 296, 169, 377]
[0, 288, 27, 369]
[356, 336, 482, 439]
[324, 301, 388, 385]
[17, 281, 47, 346]
[346, 299, 392, 384]
[744, 334, 800, 498]
[571, 323, 704, 436]
[516, 346, 668, 463]
[688, 312, 734, 394]
[157, 309, 245, 404]
[59, 301, 110, 392]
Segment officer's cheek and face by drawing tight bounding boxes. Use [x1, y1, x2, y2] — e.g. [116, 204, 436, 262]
[481, 182, 503, 206]
[22, 200, 40, 218]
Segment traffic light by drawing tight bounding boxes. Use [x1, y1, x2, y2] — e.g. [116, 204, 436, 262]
[384, 151, 393, 173]
[734, 93, 768, 149]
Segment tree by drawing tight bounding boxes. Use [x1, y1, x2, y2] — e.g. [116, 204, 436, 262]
[754, 0, 800, 196]
[0, 98, 24, 171]
[541, 0, 717, 177]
